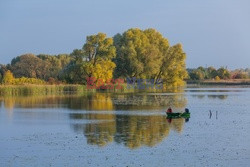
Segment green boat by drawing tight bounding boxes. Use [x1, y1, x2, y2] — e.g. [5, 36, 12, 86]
[166, 112, 190, 119]
[166, 108, 190, 119]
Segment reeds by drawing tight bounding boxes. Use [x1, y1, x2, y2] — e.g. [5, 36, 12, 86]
[0, 85, 88, 96]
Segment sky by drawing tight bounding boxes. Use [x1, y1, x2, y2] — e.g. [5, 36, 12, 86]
[0, 0, 250, 69]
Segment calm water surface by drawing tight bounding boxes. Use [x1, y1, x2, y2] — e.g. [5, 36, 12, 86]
[0, 87, 250, 166]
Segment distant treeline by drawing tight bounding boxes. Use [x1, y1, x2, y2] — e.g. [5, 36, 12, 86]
[0, 28, 187, 88]
[187, 66, 250, 80]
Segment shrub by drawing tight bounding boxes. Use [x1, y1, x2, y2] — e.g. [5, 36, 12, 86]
[215, 76, 220, 81]
[1, 70, 46, 85]
[2, 70, 15, 84]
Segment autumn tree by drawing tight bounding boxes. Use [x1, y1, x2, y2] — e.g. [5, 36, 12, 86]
[114, 28, 187, 87]
[157, 43, 187, 87]
[189, 69, 205, 80]
[63, 33, 116, 84]
[83, 33, 116, 61]
[10, 54, 49, 79]
[188, 66, 231, 80]
[0, 64, 9, 83]
[206, 66, 217, 79]
[2, 70, 15, 84]
[217, 67, 230, 79]
[231, 69, 248, 79]
[37, 54, 71, 80]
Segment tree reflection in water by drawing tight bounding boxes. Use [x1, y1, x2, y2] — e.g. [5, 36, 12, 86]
[114, 115, 170, 149]
[1, 92, 188, 149]
[70, 93, 187, 148]
[191, 94, 228, 100]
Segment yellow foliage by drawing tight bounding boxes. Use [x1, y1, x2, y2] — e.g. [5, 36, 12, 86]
[215, 76, 220, 81]
[84, 59, 116, 84]
[14, 77, 46, 85]
[2, 70, 46, 85]
[2, 70, 15, 84]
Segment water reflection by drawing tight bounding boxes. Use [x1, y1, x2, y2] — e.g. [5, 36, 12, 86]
[114, 116, 185, 149]
[191, 95, 228, 100]
[186, 88, 244, 93]
[71, 113, 186, 149]
[207, 95, 228, 100]
[0, 93, 188, 149]
[70, 112, 116, 147]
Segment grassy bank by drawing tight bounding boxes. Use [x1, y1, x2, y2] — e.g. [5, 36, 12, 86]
[0, 82, 186, 96]
[187, 79, 250, 86]
[0, 84, 131, 96]
[0, 85, 88, 96]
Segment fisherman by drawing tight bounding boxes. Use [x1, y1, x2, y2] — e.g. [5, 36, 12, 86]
[166, 107, 172, 113]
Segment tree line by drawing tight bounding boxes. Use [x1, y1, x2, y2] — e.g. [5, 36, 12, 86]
[0, 28, 187, 87]
[187, 66, 250, 80]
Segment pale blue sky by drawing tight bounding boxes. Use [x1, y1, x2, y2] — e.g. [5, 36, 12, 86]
[0, 0, 250, 68]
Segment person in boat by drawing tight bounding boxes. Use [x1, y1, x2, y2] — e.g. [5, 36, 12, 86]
[166, 107, 172, 113]
[185, 108, 189, 113]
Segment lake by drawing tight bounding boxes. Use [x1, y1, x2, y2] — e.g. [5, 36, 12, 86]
[0, 86, 250, 166]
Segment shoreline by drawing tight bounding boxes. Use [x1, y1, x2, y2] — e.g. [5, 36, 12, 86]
[1, 81, 250, 96]
[186, 79, 250, 86]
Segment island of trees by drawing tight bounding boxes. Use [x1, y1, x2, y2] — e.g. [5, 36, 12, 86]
[0, 28, 187, 89]
[187, 66, 250, 85]
[0, 28, 249, 92]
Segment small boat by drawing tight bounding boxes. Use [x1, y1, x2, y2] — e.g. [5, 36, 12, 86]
[166, 112, 190, 119]
[166, 108, 190, 119]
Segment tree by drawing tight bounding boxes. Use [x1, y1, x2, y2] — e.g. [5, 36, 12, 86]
[114, 28, 187, 87]
[2, 70, 14, 84]
[83, 59, 116, 83]
[188, 69, 205, 80]
[11, 54, 49, 79]
[0, 64, 9, 83]
[37, 54, 71, 80]
[157, 43, 187, 87]
[62, 33, 116, 84]
[114, 28, 165, 79]
[206, 66, 217, 79]
[83, 33, 116, 62]
[70, 49, 85, 61]
[233, 72, 248, 79]
[215, 76, 220, 81]
[217, 67, 230, 79]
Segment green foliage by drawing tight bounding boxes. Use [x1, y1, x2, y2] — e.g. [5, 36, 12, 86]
[62, 33, 116, 84]
[206, 66, 217, 79]
[14, 77, 46, 85]
[159, 43, 188, 87]
[59, 61, 85, 84]
[70, 49, 85, 61]
[114, 28, 187, 88]
[0, 64, 9, 83]
[10, 53, 71, 81]
[83, 33, 116, 61]
[231, 69, 248, 79]
[1, 70, 46, 85]
[234, 72, 247, 79]
[217, 67, 230, 79]
[114, 28, 166, 78]
[83, 59, 116, 83]
[11, 54, 49, 79]
[188, 66, 231, 80]
[36, 54, 71, 80]
[0, 85, 86, 96]
[2, 28, 189, 87]
[189, 69, 205, 80]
